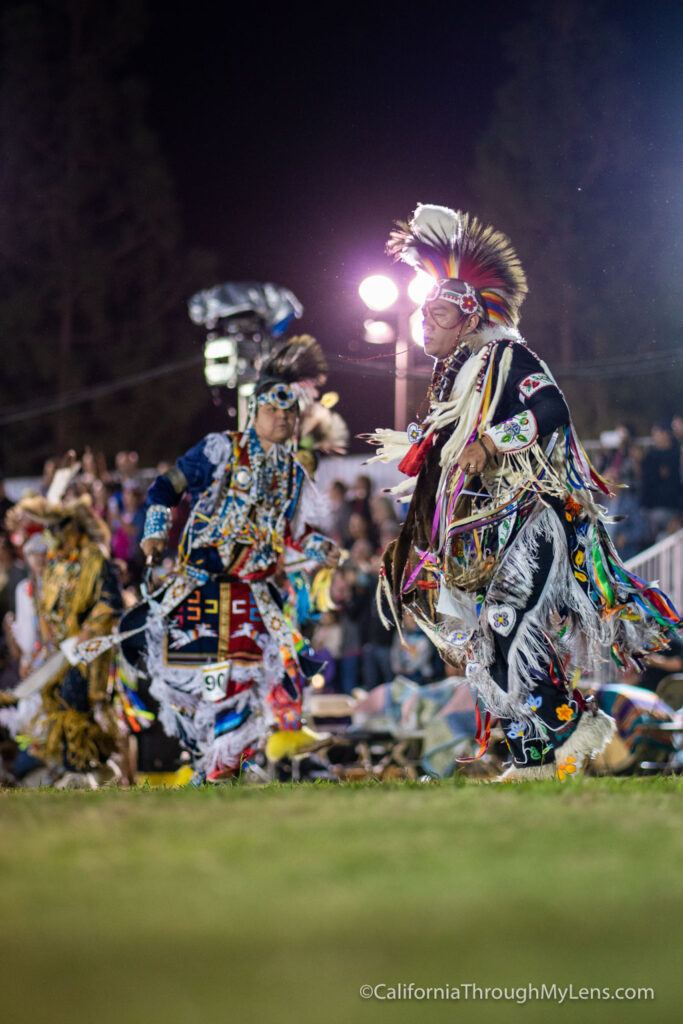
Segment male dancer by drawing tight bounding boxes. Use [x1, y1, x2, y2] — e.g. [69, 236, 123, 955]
[368, 205, 680, 780]
[137, 336, 338, 781]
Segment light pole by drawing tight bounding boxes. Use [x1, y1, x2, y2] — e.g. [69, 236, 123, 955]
[359, 273, 430, 431]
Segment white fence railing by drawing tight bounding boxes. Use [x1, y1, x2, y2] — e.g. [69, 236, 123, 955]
[624, 528, 683, 617]
[594, 529, 682, 687]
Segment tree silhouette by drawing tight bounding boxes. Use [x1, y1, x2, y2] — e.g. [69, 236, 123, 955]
[471, 0, 682, 432]
[0, 0, 215, 474]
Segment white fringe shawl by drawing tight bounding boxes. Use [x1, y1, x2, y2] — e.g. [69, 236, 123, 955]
[193, 671, 274, 776]
[429, 342, 511, 461]
[193, 630, 280, 775]
[363, 340, 514, 506]
[429, 344, 513, 543]
[143, 606, 282, 767]
[469, 504, 611, 721]
[0, 692, 44, 740]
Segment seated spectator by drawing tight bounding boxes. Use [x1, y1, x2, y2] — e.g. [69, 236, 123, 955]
[603, 470, 652, 559]
[311, 609, 343, 677]
[329, 565, 366, 694]
[350, 474, 373, 521]
[328, 480, 351, 547]
[0, 528, 26, 622]
[390, 611, 436, 685]
[349, 539, 374, 581]
[106, 450, 141, 523]
[345, 510, 378, 551]
[358, 551, 394, 690]
[111, 481, 146, 575]
[627, 634, 683, 694]
[369, 494, 398, 536]
[598, 423, 638, 489]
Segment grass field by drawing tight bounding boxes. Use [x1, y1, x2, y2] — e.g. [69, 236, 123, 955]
[1, 776, 681, 1024]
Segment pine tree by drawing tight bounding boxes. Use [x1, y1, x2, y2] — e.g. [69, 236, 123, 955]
[471, 0, 682, 433]
[0, 0, 214, 474]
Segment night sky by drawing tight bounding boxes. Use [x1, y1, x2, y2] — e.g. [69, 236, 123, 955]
[135, 1, 682, 449]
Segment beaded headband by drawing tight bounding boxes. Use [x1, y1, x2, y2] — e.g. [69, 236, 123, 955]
[255, 383, 298, 410]
[426, 279, 483, 317]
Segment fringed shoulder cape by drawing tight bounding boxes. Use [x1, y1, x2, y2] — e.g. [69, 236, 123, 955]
[367, 325, 680, 683]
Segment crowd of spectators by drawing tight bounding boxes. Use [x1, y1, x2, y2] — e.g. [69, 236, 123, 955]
[592, 417, 683, 559]
[0, 449, 156, 690]
[0, 414, 682, 699]
[310, 474, 443, 694]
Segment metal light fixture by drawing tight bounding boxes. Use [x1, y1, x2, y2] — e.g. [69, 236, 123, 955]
[203, 337, 238, 387]
[188, 282, 303, 428]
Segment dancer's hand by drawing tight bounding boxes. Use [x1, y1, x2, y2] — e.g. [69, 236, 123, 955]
[322, 542, 341, 569]
[457, 435, 497, 475]
[141, 537, 164, 565]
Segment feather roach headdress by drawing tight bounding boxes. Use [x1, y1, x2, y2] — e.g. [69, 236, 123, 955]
[387, 204, 528, 326]
[254, 334, 328, 410]
[6, 494, 111, 549]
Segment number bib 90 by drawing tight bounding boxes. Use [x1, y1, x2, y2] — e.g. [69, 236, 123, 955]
[201, 660, 231, 702]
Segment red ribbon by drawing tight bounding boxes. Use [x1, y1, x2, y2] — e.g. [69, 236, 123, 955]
[456, 702, 492, 762]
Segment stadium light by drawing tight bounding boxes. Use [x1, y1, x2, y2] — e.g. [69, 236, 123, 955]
[358, 274, 399, 312]
[359, 274, 426, 430]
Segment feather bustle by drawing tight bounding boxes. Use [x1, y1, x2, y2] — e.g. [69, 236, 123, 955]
[257, 334, 328, 389]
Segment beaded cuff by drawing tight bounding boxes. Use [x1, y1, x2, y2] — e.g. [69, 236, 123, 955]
[302, 532, 330, 563]
[517, 372, 554, 400]
[142, 504, 172, 541]
[484, 410, 538, 453]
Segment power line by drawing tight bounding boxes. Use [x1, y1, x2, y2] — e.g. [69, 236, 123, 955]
[0, 353, 205, 426]
[2, 341, 681, 427]
[335, 345, 683, 381]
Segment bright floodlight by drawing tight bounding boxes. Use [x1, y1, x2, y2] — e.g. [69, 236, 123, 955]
[359, 274, 399, 311]
[407, 272, 433, 306]
[204, 337, 235, 361]
[204, 337, 238, 387]
[364, 318, 396, 345]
